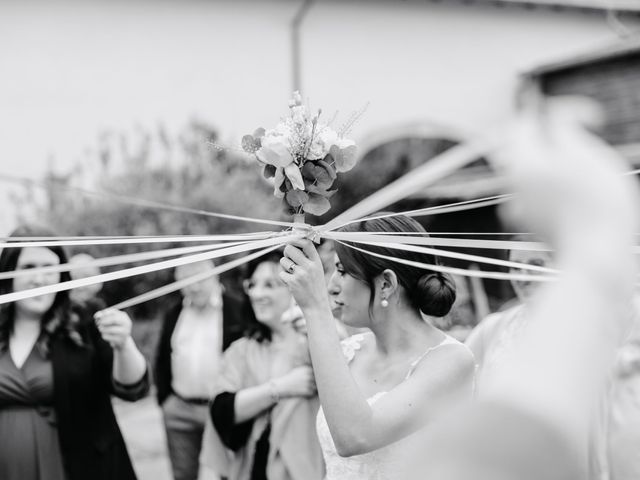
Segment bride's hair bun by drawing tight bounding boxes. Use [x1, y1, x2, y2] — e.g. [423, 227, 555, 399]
[334, 213, 458, 318]
[413, 272, 456, 317]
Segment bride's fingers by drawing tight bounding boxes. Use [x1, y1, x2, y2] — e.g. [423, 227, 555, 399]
[279, 257, 296, 273]
[298, 239, 321, 262]
[279, 270, 294, 284]
[285, 238, 321, 263]
[284, 244, 312, 266]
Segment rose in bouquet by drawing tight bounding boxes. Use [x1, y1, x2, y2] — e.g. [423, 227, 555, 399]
[241, 91, 359, 216]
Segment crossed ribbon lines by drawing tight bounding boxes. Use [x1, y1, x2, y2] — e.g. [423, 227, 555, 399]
[2, 138, 639, 309]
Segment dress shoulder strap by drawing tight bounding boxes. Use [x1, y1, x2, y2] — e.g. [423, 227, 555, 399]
[404, 335, 461, 380]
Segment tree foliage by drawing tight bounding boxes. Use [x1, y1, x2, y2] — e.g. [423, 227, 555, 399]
[14, 129, 509, 324]
[17, 120, 284, 318]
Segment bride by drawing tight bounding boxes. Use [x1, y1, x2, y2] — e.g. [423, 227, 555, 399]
[280, 214, 475, 480]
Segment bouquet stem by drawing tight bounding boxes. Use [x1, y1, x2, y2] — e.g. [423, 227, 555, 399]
[292, 213, 306, 230]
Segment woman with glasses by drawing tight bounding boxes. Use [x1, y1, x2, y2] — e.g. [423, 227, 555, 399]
[202, 250, 324, 480]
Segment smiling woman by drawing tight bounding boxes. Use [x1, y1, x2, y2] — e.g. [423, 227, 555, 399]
[202, 250, 324, 480]
[0, 226, 80, 362]
[0, 224, 149, 480]
[9, 246, 62, 367]
[242, 256, 293, 340]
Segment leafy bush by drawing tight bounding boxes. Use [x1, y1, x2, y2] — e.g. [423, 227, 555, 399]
[18, 120, 284, 319]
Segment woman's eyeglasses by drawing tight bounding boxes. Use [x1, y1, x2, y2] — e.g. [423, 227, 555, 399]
[242, 279, 287, 294]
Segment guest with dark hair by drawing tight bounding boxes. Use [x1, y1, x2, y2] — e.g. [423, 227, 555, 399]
[280, 214, 476, 480]
[0, 225, 149, 480]
[201, 250, 324, 480]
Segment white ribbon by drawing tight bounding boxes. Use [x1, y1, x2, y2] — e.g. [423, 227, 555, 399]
[330, 235, 558, 274]
[0, 233, 297, 306]
[335, 241, 556, 283]
[335, 194, 512, 229]
[319, 139, 495, 233]
[324, 231, 551, 252]
[0, 172, 295, 228]
[109, 245, 281, 310]
[0, 231, 276, 250]
[0, 241, 250, 281]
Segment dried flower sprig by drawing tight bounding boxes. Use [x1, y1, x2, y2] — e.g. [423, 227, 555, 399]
[338, 101, 370, 138]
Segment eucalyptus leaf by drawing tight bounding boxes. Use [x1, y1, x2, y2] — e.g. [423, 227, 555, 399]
[303, 193, 331, 215]
[301, 160, 336, 189]
[330, 144, 358, 172]
[286, 190, 309, 208]
[241, 135, 258, 153]
[306, 183, 335, 196]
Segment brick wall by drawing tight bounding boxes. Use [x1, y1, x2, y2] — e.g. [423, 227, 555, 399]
[540, 51, 640, 146]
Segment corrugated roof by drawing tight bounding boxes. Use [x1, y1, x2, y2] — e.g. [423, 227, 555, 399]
[483, 0, 640, 12]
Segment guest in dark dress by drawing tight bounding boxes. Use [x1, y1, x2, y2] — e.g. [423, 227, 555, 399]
[0, 225, 149, 480]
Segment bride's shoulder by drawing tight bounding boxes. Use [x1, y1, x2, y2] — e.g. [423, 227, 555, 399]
[412, 335, 477, 379]
[340, 332, 374, 363]
[444, 336, 477, 368]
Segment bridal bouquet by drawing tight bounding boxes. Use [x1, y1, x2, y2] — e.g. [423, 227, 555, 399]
[241, 91, 359, 216]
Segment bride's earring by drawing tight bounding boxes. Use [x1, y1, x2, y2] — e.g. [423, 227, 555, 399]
[381, 297, 389, 308]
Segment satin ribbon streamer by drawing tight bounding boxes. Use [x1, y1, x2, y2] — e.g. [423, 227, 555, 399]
[109, 245, 282, 310]
[0, 234, 297, 306]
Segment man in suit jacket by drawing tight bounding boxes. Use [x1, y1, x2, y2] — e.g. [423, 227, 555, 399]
[155, 259, 246, 480]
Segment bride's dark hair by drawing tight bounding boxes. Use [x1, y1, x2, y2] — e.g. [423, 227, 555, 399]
[334, 214, 456, 318]
[0, 225, 84, 356]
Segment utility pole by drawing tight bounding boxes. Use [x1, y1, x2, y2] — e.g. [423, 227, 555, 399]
[291, 0, 314, 93]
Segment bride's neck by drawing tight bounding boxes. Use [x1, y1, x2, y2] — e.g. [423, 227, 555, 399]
[370, 309, 433, 356]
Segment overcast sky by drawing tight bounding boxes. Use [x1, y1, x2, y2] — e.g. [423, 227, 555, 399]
[0, 0, 623, 234]
[0, 0, 299, 234]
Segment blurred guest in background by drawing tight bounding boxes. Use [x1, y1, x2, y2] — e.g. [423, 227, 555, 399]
[414, 98, 638, 480]
[155, 259, 246, 480]
[443, 274, 477, 342]
[607, 303, 640, 480]
[465, 243, 553, 391]
[0, 225, 149, 480]
[68, 252, 106, 313]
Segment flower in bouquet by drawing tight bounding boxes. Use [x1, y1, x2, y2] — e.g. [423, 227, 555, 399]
[241, 91, 361, 216]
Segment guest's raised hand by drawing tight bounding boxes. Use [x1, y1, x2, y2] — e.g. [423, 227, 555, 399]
[491, 97, 637, 245]
[94, 308, 133, 350]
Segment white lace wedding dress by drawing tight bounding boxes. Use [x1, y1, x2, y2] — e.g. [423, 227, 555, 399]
[316, 333, 460, 480]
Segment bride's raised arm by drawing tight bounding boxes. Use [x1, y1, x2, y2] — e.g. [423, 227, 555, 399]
[280, 236, 475, 457]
